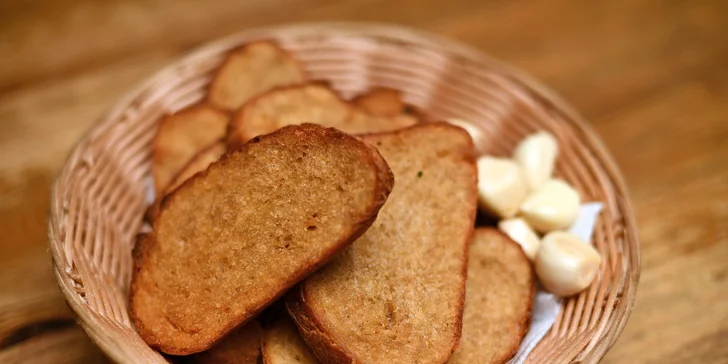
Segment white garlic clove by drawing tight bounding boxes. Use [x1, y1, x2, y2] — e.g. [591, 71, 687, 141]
[535, 231, 601, 296]
[446, 118, 482, 145]
[514, 131, 558, 190]
[476, 156, 529, 218]
[519, 179, 580, 233]
[498, 217, 541, 260]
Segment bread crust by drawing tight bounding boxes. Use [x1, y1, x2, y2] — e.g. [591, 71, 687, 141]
[287, 122, 477, 364]
[131, 124, 394, 355]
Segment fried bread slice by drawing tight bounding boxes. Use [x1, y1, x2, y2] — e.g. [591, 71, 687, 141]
[208, 42, 306, 110]
[152, 104, 229, 195]
[227, 84, 417, 147]
[131, 124, 394, 355]
[448, 228, 535, 364]
[147, 140, 227, 220]
[166, 140, 226, 194]
[352, 88, 406, 117]
[262, 315, 320, 364]
[351, 88, 428, 125]
[287, 122, 477, 364]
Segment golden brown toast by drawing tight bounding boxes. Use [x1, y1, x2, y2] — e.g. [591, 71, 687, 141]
[166, 140, 226, 194]
[146, 140, 227, 220]
[227, 84, 418, 147]
[287, 122, 477, 364]
[152, 104, 229, 195]
[449, 228, 535, 364]
[351, 88, 430, 124]
[262, 315, 320, 364]
[208, 42, 306, 110]
[352, 88, 407, 117]
[131, 124, 394, 355]
[184, 321, 263, 364]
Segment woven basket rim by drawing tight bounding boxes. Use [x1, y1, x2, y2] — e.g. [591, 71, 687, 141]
[47, 21, 640, 363]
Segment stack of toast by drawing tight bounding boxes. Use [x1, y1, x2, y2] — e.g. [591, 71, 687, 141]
[133, 42, 535, 364]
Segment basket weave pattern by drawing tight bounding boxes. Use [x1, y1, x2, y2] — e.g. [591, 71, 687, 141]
[47, 23, 640, 363]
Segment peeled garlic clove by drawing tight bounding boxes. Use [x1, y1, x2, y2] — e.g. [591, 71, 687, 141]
[446, 118, 482, 144]
[514, 131, 558, 190]
[476, 156, 529, 218]
[498, 217, 540, 260]
[535, 231, 601, 296]
[519, 179, 580, 233]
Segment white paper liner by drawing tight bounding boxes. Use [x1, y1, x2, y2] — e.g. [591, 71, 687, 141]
[140, 176, 156, 233]
[508, 202, 604, 364]
[144, 175, 155, 205]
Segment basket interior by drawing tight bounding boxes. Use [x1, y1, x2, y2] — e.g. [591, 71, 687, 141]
[48, 23, 638, 364]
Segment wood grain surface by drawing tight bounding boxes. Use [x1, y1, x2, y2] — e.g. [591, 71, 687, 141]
[1, 0, 726, 363]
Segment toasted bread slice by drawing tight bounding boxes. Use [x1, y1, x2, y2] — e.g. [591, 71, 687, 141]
[262, 315, 320, 364]
[352, 88, 406, 117]
[351, 88, 428, 124]
[227, 84, 418, 147]
[131, 124, 394, 355]
[184, 321, 263, 364]
[287, 122, 477, 364]
[152, 104, 229, 194]
[227, 84, 350, 146]
[449, 228, 535, 364]
[146, 140, 227, 220]
[208, 42, 306, 110]
[167, 141, 226, 194]
[347, 111, 418, 138]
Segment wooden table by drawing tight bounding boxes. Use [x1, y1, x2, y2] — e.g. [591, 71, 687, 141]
[1, 1, 726, 363]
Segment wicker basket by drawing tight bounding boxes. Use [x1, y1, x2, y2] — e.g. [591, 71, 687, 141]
[47, 23, 640, 363]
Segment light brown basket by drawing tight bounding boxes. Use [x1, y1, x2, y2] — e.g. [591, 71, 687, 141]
[47, 22, 640, 363]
